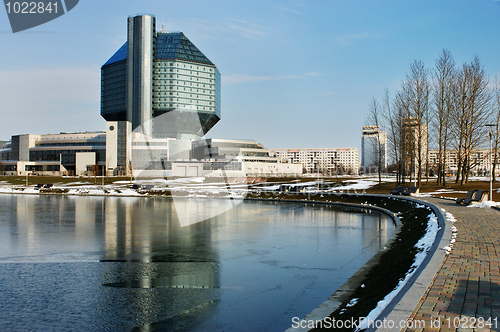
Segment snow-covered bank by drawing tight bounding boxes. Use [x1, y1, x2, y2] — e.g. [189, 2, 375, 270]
[0, 185, 144, 197]
[327, 179, 379, 191]
[0, 176, 251, 198]
[356, 212, 440, 331]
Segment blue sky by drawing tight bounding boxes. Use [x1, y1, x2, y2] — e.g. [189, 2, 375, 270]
[1, 0, 500, 150]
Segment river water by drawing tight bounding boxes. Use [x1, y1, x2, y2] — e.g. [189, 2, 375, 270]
[0, 194, 395, 331]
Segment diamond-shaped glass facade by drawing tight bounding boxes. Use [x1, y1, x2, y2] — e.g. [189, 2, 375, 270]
[101, 26, 220, 138]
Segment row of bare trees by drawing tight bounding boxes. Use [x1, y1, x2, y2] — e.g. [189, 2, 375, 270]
[367, 49, 500, 187]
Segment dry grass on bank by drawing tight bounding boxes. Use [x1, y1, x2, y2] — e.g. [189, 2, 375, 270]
[2, 175, 499, 201]
[0, 175, 131, 186]
[364, 179, 499, 199]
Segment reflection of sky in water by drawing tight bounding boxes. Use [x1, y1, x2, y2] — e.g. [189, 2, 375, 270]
[0, 195, 395, 331]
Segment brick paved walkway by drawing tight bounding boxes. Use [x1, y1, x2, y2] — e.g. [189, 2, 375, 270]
[403, 198, 500, 332]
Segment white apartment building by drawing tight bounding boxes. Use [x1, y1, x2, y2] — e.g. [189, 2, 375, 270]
[428, 149, 499, 176]
[269, 148, 359, 175]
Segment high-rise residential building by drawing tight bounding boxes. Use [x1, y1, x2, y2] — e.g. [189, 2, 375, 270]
[361, 125, 387, 172]
[101, 14, 221, 138]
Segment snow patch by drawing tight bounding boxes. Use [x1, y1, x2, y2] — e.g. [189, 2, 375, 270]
[467, 200, 500, 208]
[339, 298, 359, 314]
[327, 179, 378, 191]
[442, 211, 458, 255]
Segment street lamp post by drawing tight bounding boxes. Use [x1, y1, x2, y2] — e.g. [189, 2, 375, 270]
[485, 124, 495, 202]
[414, 156, 417, 187]
[490, 131, 493, 202]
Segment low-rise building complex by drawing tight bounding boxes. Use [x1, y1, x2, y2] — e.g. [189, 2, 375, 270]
[428, 149, 499, 176]
[270, 148, 359, 175]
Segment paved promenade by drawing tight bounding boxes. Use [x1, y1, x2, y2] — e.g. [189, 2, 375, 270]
[402, 198, 500, 332]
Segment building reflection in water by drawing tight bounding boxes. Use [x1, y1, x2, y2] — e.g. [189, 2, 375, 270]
[3, 194, 221, 329]
[100, 196, 221, 330]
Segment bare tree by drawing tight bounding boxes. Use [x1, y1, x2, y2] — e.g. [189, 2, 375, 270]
[370, 52, 499, 187]
[396, 90, 412, 184]
[490, 78, 500, 181]
[365, 98, 385, 188]
[451, 56, 491, 184]
[451, 67, 466, 183]
[424, 86, 432, 185]
[432, 49, 455, 186]
[382, 88, 406, 184]
[401, 60, 430, 187]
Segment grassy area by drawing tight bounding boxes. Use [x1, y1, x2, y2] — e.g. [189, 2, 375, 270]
[262, 176, 499, 200]
[2, 174, 498, 199]
[2, 174, 497, 193]
[364, 179, 498, 199]
[0, 175, 132, 186]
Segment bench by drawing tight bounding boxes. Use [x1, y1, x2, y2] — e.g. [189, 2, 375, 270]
[390, 186, 405, 195]
[132, 184, 155, 190]
[402, 186, 420, 196]
[456, 190, 488, 206]
[390, 186, 420, 196]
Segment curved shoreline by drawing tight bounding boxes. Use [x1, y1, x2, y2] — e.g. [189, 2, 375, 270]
[270, 194, 447, 332]
[275, 197, 403, 332]
[366, 196, 449, 332]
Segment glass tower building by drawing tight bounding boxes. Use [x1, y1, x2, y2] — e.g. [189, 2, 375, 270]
[101, 14, 221, 139]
